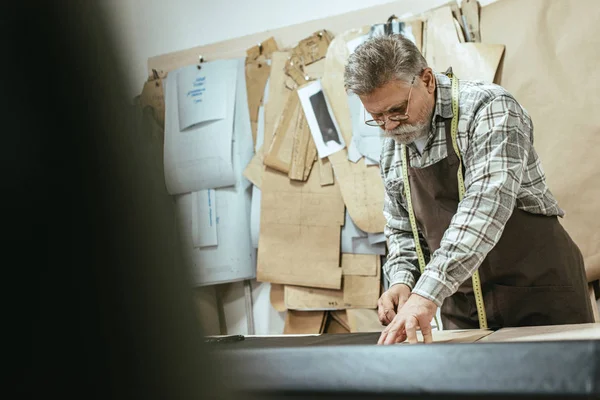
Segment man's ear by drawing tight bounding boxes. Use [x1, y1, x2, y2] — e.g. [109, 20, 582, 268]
[421, 68, 436, 94]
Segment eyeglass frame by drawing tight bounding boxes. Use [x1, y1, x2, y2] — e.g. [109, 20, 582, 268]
[364, 75, 417, 127]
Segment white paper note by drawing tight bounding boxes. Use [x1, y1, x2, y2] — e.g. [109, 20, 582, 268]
[367, 232, 386, 245]
[346, 35, 367, 54]
[252, 281, 286, 335]
[250, 185, 261, 249]
[347, 138, 362, 163]
[348, 93, 382, 161]
[341, 211, 386, 255]
[256, 104, 265, 152]
[174, 59, 256, 286]
[369, 21, 417, 44]
[369, 21, 405, 38]
[192, 189, 217, 248]
[164, 60, 238, 195]
[234, 59, 254, 192]
[176, 66, 227, 131]
[350, 237, 386, 255]
[298, 80, 346, 158]
[364, 157, 379, 166]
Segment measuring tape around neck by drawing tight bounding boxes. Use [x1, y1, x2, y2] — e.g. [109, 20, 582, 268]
[400, 73, 488, 330]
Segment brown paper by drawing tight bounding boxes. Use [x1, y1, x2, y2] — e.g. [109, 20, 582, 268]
[324, 316, 350, 334]
[288, 110, 315, 181]
[409, 20, 424, 51]
[246, 37, 278, 61]
[258, 223, 342, 289]
[286, 60, 325, 181]
[285, 285, 345, 310]
[257, 164, 345, 289]
[318, 157, 334, 186]
[283, 253, 380, 310]
[414, 329, 492, 343]
[330, 310, 351, 331]
[303, 59, 326, 80]
[270, 283, 286, 312]
[343, 258, 380, 306]
[284, 310, 326, 334]
[346, 309, 383, 333]
[285, 33, 331, 85]
[341, 253, 378, 276]
[245, 60, 271, 145]
[264, 93, 300, 173]
[242, 148, 264, 189]
[342, 275, 380, 308]
[295, 30, 333, 66]
[263, 52, 292, 157]
[285, 54, 310, 87]
[448, 43, 505, 82]
[304, 139, 318, 181]
[424, 5, 459, 64]
[425, 5, 504, 83]
[322, 26, 386, 233]
[480, 323, 600, 343]
[480, 0, 600, 280]
[139, 78, 165, 127]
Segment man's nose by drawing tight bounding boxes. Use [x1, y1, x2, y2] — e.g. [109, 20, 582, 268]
[384, 118, 400, 131]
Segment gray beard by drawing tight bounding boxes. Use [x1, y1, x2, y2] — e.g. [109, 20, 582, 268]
[382, 121, 430, 145]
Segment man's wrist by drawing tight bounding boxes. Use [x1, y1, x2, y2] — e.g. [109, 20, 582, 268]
[387, 270, 416, 290]
[409, 292, 438, 309]
[390, 282, 412, 293]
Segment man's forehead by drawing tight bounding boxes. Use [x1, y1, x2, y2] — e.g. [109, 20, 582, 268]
[363, 99, 408, 115]
[360, 81, 411, 114]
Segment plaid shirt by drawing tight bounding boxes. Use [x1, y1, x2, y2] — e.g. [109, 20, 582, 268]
[380, 73, 563, 307]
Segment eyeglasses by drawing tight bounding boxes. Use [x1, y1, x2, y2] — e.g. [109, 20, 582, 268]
[364, 75, 416, 127]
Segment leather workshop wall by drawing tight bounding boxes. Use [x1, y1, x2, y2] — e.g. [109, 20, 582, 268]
[481, 0, 600, 282]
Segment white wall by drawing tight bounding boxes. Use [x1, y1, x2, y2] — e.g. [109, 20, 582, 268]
[103, 0, 397, 98]
[102, 0, 497, 99]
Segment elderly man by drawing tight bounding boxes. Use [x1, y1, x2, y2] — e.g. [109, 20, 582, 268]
[344, 34, 593, 345]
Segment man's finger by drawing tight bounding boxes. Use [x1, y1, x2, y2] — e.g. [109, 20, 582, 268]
[377, 327, 389, 345]
[405, 316, 419, 344]
[383, 319, 404, 345]
[378, 297, 396, 325]
[419, 317, 433, 344]
[377, 307, 395, 326]
[383, 328, 399, 345]
[393, 330, 408, 344]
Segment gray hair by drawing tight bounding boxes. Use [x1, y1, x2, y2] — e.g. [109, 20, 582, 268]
[344, 34, 428, 96]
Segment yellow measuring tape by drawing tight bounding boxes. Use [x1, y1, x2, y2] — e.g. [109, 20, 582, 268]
[400, 73, 488, 329]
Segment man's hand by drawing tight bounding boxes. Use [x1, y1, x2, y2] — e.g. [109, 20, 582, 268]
[377, 293, 437, 345]
[377, 284, 411, 325]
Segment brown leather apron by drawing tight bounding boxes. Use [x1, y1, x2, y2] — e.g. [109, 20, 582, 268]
[406, 120, 593, 329]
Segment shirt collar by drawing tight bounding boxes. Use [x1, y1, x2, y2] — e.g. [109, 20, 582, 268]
[433, 72, 454, 120]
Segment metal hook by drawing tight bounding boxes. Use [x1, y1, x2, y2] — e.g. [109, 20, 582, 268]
[151, 69, 160, 86]
[385, 15, 398, 36]
[317, 31, 324, 40]
[257, 43, 263, 55]
[197, 55, 204, 70]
